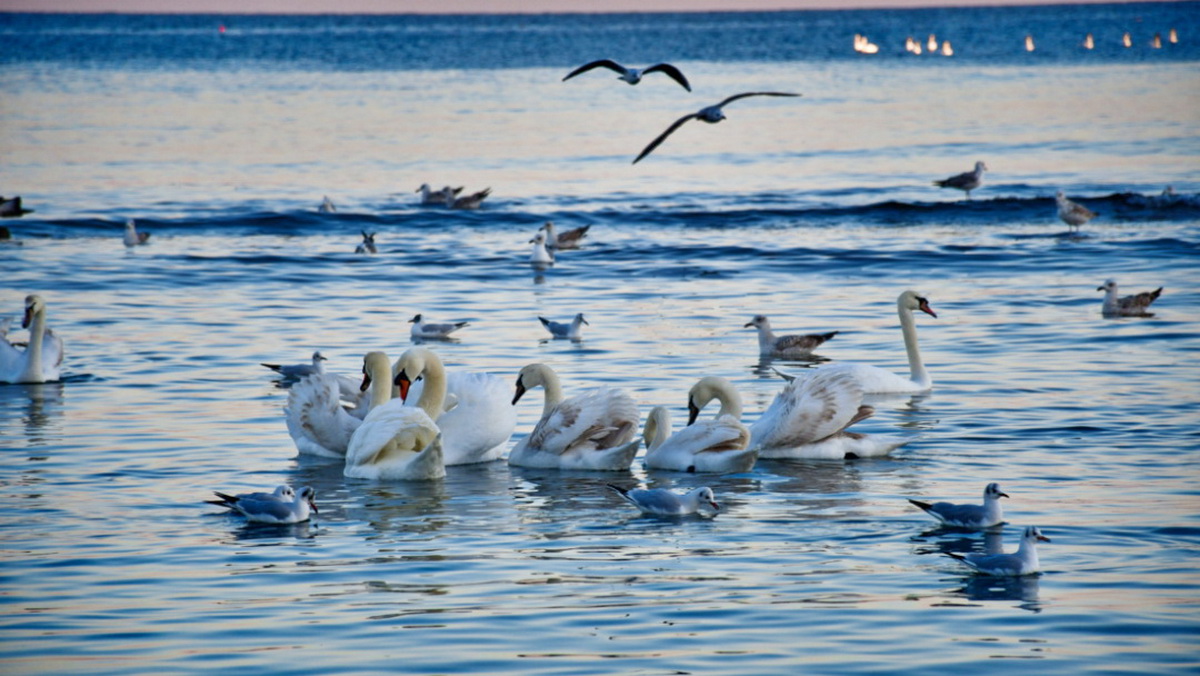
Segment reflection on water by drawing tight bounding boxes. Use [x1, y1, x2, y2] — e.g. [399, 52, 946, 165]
[0, 381, 65, 447]
[959, 574, 1043, 611]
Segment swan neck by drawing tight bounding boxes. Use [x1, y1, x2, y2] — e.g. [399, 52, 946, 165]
[714, 386, 742, 420]
[415, 356, 448, 419]
[368, 362, 394, 409]
[534, 365, 564, 419]
[898, 303, 929, 388]
[24, 307, 45, 371]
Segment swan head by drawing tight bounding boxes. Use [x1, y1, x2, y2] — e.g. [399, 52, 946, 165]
[360, 351, 392, 393]
[513, 363, 552, 405]
[744, 314, 769, 329]
[22, 294, 46, 329]
[693, 486, 720, 511]
[899, 290, 937, 318]
[393, 347, 440, 402]
[1097, 279, 1116, 292]
[687, 376, 742, 425]
[984, 482, 1009, 500]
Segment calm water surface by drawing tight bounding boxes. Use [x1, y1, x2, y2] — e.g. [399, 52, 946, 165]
[1, 5, 1199, 675]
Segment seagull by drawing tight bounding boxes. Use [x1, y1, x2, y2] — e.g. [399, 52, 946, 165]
[529, 230, 555, 268]
[539, 312, 588, 340]
[416, 183, 463, 206]
[448, 187, 491, 210]
[409, 313, 469, 339]
[744, 315, 838, 359]
[909, 482, 1009, 529]
[319, 195, 336, 213]
[541, 221, 590, 250]
[355, 231, 377, 254]
[607, 484, 719, 516]
[1097, 279, 1163, 317]
[946, 526, 1050, 576]
[205, 485, 318, 524]
[632, 91, 801, 164]
[0, 196, 33, 218]
[933, 161, 988, 199]
[262, 351, 327, 379]
[123, 219, 150, 247]
[1056, 190, 1097, 231]
[562, 59, 691, 91]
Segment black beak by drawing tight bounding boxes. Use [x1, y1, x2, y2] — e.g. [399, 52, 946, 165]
[687, 400, 700, 426]
[512, 378, 527, 405]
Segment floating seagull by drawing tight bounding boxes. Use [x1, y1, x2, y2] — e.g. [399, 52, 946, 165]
[355, 231, 377, 254]
[744, 315, 838, 359]
[541, 221, 590, 250]
[416, 183, 463, 206]
[607, 484, 719, 516]
[206, 485, 318, 524]
[927, 34, 939, 52]
[409, 313, 469, 340]
[123, 219, 150, 247]
[1083, 33, 1095, 50]
[562, 59, 691, 91]
[0, 196, 33, 218]
[448, 187, 491, 210]
[1055, 190, 1097, 231]
[632, 91, 801, 164]
[1169, 28, 1178, 44]
[262, 351, 327, 379]
[947, 526, 1050, 576]
[529, 230, 554, 268]
[1097, 279, 1163, 317]
[319, 195, 336, 213]
[539, 312, 588, 340]
[933, 161, 988, 199]
[941, 40, 953, 56]
[909, 482, 1009, 529]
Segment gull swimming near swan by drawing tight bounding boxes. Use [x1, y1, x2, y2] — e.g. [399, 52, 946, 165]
[262, 351, 327, 379]
[1055, 190, 1097, 231]
[123, 219, 150, 247]
[409, 314, 469, 340]
[1097, 279, 1162, 317]
[933, 161, 988, 199]
[909, 482, 1009, 529]
[0, 294, 64, 384]
[643, 377, 756, 474]
[539, 313, 587, 340]
[206, 485, 318, 524]
[607, 484, 719, 516]
[947, 526, 1050, 576]
[744, 315, 838, 358]
[632, 91, 801, 164]
[562, 59, 692, 91]
[508, 363, 640, 470]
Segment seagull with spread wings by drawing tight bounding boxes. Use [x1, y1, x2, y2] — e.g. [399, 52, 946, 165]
[563, 59, 691, 91]
[632, 92, 800, 164]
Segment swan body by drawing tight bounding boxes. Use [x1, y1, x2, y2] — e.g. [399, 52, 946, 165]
[821, 290, 936, 394]
[285, 351, 391, 457]
[744, 314, 838, 358]
[947, 526, 1050, 576]
[0, 294, 64, 384]
[643, 377, 755, 474]
[607, 484, 719, 516]
[750, 368, 908, 460]
[909, 482, 1008, 529]
[393, 347, 516, 465]
[1098, 279, 1162, 317]
[509, 363, 640, 470]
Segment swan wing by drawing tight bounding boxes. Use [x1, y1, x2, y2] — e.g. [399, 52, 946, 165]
[427, 371, 517, 464]
[285, 373, 361, 457]
[750, 369, 864, 448]
[42, 327, 64, 377]
[527, 387, 638, 455]
[345, 400, 442, 477]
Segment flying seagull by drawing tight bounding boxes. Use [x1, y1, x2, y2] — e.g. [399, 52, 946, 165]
[563, 59, 691, 91]
[632, 92, 801, 164]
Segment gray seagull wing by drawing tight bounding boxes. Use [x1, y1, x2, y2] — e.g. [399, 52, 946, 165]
[563, 59, 625, 81]
[633, 112, 701, 164]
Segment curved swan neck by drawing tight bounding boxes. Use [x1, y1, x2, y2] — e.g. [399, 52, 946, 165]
[365, 354, 394, 409]
[535, 366, 564, 419]
[898, 301, 930, 389]
[644, 407, 671, 451]
[413, 352, 448, 419]
[20, 303, 46, 380]
[713, 385, 743, 420]
[692, 377, 742, 420]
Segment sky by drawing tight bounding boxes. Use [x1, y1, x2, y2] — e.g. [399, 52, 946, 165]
[0, 0, 1162, 14]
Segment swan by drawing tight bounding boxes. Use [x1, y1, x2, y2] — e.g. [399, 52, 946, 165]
[1, 294, 64, 384]
[392, 347, 516, 465]
[343, 351, 444, 481]
[508, 363, 640, 470]
[284, 351, 393, 457]
[643, 377, 756, 473]
[821, 290, 936, 394]
[749, 368, 910, 460]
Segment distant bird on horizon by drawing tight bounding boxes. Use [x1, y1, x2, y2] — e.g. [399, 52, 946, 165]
[1055, 190, 1097, 231]
[1083, 33, 1095, 50]
[1097, 279, 1163, 318]
[355, 230, 377, 254]
[1025, 34, 1036, 52]
[632, 91, 801, 164]
[123, 219, 150, 247]
[319, 195, 336, 213]
[562, 59, 691, 91]
[0, 196, 33, 218]
[933, 161, 988, 200]
[1123, 32, 1132, 48]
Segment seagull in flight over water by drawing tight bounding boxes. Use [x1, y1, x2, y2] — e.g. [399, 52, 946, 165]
[563, 59, 692, 91]
[632, 92, 801, 164]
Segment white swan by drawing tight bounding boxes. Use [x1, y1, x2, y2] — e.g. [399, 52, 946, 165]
[821, 290, 936, 394]
[284, 352, 390, 457]
[509, 363, 640, 470]
[643, 377, 755, 474]
[0, 295, 64, 384]
[392, 347, 516, 465]
[750, 368, 910, 460]
[344, 351, 444, 481]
